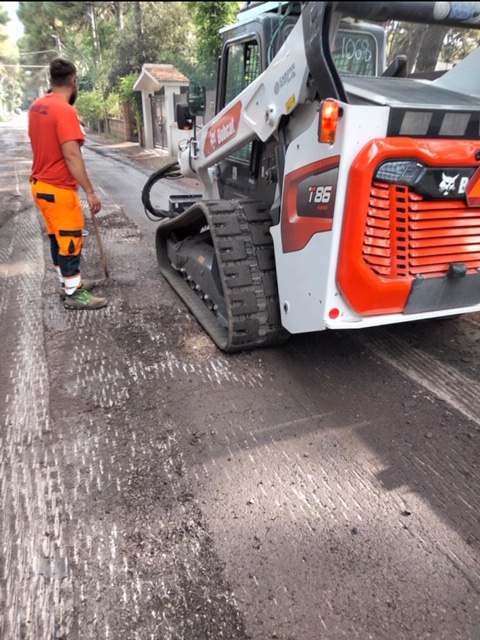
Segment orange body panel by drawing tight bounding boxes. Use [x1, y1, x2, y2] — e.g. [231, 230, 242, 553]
[337, 138, 480, 315]
[204, 102, 242, 158]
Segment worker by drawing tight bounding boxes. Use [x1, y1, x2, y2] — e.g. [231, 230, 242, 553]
[28, 57, 108, 310]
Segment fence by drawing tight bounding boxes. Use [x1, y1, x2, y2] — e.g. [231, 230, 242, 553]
[86, 92, 216, 149]
[86, 103, 137, 142]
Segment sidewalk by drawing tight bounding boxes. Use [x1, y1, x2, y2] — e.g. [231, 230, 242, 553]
[85, 130, 178, 175]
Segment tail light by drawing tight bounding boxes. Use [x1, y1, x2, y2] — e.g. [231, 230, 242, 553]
[319, 99, 340, 144]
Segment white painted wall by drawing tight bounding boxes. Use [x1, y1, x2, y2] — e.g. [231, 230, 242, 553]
[140, 90, 154, 149]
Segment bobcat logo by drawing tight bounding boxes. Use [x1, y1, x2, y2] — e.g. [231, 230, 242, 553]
[439, 172, 459, 195]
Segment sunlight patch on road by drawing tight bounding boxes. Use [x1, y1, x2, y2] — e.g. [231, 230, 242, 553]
[0, 259, 43, 276]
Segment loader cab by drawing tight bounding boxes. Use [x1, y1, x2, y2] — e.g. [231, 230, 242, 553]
[214, 4, 301, 204]
[213, 2, 387, 205]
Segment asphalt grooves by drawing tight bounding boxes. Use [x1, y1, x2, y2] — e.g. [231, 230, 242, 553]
[0, 207, 72, 638]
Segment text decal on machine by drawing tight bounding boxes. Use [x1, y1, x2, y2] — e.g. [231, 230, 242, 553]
[297, 167, 339, 219]
[204, 102, 242, 157]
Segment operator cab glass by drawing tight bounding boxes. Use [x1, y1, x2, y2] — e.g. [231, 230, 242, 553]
[332, 22, 386, 76]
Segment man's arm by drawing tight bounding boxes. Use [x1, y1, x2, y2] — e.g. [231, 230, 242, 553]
[61, 140, 101, 214]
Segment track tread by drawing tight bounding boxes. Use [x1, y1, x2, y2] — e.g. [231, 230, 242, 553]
[156, 199, 289, 352]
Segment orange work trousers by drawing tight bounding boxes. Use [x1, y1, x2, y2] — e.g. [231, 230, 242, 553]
[31, 178, 84, 277]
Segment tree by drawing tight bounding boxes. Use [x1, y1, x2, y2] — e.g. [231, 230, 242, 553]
[118, 72, 142, 135]
[17, 1, 120, 113]
[108, 2, 196, 89]
[0, 3, 8, 43]
[189, 1, 240, 89]
[13, 1, 241, 106]
[0, 2, 21, 114]
[387, 19, 480, 74]
[414, 25, 449, 73]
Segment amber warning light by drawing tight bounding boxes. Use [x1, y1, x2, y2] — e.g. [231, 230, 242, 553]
[319, 99, 340, 144]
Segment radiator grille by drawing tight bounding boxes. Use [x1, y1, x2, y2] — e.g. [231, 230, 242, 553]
[363, 181, 480, 278]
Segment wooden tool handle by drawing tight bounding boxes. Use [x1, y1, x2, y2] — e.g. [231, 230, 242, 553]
[90, 211, 109, 279]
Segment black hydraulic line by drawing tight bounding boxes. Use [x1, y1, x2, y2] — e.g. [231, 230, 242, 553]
[141, 162, 183, 220]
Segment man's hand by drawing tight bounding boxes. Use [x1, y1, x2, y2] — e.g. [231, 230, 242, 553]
[87, 192, 102, 215]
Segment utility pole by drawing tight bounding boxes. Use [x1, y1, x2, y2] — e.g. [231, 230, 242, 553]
[51, 35, 63, 56]
[88, 3, 100, 56]
[88, 2, 109, 134]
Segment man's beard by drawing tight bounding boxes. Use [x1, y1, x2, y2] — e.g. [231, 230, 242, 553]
[69, 89, 78, 106]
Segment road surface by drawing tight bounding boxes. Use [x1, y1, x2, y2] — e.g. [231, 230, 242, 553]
[1, 113, 479, 640]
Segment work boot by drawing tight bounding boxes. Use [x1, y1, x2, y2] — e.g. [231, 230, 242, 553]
[60, 279, 96, 301]
[64, 286, 108, 310]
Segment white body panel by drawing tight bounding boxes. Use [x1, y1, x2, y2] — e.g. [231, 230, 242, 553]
[271, 103, 390, 334]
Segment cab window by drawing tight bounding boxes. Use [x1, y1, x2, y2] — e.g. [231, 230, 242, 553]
[224, 39, 260, 161]
[332, 29, 379, 76]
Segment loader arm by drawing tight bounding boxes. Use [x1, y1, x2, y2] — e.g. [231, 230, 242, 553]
[178, 9, 313, 196]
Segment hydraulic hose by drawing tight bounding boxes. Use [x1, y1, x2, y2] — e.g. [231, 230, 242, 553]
[141, 162, 183, 220]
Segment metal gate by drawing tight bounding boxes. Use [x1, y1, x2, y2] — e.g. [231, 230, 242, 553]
[150, 93, 167, 149]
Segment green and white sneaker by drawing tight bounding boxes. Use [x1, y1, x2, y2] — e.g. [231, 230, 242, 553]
[60, 279, 96, 301]
[64, 286, 108, 310]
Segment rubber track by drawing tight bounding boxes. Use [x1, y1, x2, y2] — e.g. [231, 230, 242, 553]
[155, 199, 290, 353]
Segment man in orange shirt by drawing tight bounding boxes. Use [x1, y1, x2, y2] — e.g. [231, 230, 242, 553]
[28, 57, 108, 310]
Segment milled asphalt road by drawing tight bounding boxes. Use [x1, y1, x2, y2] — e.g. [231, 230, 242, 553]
[1, 113, 480, 640]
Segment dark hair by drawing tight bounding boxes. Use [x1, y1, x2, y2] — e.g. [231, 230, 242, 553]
[49, 58, 77, 88]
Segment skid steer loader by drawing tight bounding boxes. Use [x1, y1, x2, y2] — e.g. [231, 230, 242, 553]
[142, 1, 480, 353]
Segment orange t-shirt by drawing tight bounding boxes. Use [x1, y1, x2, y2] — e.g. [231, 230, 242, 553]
[28, 93, 85, 190]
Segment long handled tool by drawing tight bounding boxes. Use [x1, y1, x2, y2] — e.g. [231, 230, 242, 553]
[90, 211, 110, 279]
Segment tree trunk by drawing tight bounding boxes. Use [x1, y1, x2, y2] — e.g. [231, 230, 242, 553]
[414, 25, 448, 73]
[401, 24, 428, 74]
[113, 2, 124, 30]
[135, 1, 142, 39]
